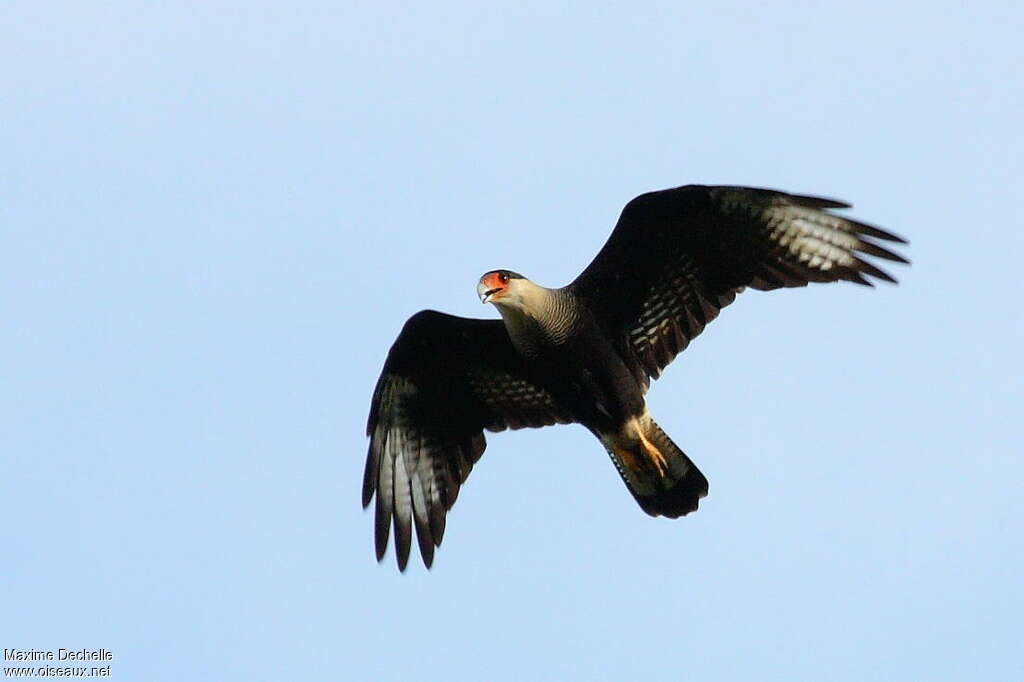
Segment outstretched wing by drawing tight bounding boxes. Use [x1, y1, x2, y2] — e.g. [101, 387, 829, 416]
[363, 310, 573, 570]
[568, 185, 908, 384]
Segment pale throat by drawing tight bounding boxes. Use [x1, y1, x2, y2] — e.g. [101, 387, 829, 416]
[495, 303, 548, 357]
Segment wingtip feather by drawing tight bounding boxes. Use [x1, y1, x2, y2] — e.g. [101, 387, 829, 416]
[852, 221, 907, 244]
[374, 496, 391, 563]
[851, 256, 897, 284]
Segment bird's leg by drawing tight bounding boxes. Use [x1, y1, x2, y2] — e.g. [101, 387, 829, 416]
[603, 418, 670, 479]
[637, 428, 669, 478]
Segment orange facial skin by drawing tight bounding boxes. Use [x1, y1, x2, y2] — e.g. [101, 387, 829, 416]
[478, 270, 510, 302]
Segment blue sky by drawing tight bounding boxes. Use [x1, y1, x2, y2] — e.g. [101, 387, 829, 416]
[3, 2, 1022, 680]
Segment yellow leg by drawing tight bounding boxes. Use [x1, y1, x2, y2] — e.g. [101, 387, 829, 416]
[637, 429, 669, 477]
[604, 416, 670, 479]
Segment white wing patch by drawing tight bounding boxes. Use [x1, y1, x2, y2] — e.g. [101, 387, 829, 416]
[768, 208, 864, 273]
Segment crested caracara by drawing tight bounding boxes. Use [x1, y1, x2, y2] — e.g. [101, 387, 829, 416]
[363, 184, 908, 570]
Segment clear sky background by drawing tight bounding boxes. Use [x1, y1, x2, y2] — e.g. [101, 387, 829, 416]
[3, 2, 1022, 680]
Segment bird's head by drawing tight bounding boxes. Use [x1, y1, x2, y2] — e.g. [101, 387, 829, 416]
[477, 269, 527, 306]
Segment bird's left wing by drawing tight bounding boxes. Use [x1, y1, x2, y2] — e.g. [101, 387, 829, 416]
[568, 185, 908, 385]
[363, 310, 573, 570]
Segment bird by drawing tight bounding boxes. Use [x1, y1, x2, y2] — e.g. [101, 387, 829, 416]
[363, 184, 908, 570]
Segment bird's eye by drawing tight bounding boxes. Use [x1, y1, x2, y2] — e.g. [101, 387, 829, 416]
[499, 272, 510, 284]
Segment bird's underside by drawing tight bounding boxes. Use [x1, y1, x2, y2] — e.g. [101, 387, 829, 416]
[363, 183, 908, 570]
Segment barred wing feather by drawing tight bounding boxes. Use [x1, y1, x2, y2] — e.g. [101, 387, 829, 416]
[363, 310, 573, 570]
[569, 185, 908, 384]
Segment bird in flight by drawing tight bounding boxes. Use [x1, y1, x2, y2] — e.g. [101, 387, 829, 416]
[363, 184, 908, 570]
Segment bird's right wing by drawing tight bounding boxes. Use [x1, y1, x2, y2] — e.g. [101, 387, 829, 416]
[363, 310, 573, 571]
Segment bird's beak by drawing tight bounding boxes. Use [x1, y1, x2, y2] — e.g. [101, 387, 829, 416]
[477, 280, 494, 304]
[477, 273, 504, 303]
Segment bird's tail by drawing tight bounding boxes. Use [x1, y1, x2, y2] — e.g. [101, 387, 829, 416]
[600, 414, 709, 518]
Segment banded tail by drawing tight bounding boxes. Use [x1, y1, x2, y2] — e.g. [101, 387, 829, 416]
[600, 414, 708, 518]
